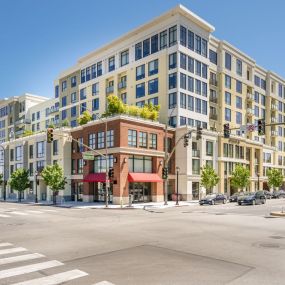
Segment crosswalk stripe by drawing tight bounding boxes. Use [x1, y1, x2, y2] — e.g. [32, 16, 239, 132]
[42, 209, 57, 212]
[10, 212, 28, 216]
[0, 214, 10, 218]
[0, 260, 63, 279]
[93, 282, 116, 285]
[0, 243, 12, 247]
[11, 269, 88, 285]
[0, 253, 45, 265]
[0, 247, 27, 256]
[26, 210, 44, 214]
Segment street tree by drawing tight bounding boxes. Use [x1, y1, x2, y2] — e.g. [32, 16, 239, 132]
[267, 168, 284, 191]
[200, 164, 220, 194]
[230, 164, 250, 192]
[8, 169, 30, 202]
[41, 164, 67, 204]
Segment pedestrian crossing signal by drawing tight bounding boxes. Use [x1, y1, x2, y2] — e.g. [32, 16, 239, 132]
[223, 123, 230, 138]
[47, 128, 54, 143]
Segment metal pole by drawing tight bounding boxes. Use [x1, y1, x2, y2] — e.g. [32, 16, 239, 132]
[105, 120, 109, 208]
[164, 123, 168, 205]
[257, 174, 260, 191]
[0, 145, 6, 201]
[35, 172, 38, 203]
[176, 168, 179, 205]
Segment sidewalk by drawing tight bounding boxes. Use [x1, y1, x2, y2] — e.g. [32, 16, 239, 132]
[0, 199, 199, 209]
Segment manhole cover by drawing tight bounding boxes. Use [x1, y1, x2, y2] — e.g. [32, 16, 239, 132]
[259, 243, 280, 248]
[270, 236, 284, 240]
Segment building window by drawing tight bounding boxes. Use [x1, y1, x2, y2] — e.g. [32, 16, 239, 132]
[108, 56, 115, 72]
[128, 130, 137, 147]
[195, 79, 201, 95]
[192, 159, 200, 175]
[80, 102, 86, 114]
[92, 98, 99, 111]
[86, 67, 91, 81]
[142, 38, 150, 57]
[136, 65, 145, 80]
[169, 53, 177, 69]
[136, 101, 145, 107]
[91, 64, 96, 79]
[225, 92, 231, 105]
[28, 146, 33, 159]
[88, 133, 96, 149]
[61, 110, 67, 120]
[236, 112, 242, 124]
[169, 116, 177, 127]
[139, 132, 147, 148]
[169, 73, 177, 90]
[151, 34, 159, 54]
[236, 96, 242, 109]
[225, 75, 231, 89]
[206, 141, 213, 156]
[169, 25, 177, 47]
[180, 53, 187, 70]
[149, 133, 157, 150]
[61, 96, 67, 107]
[188, 95, 194, 111]
[160, 30, 167, 49]
[148, 59, 158, 76]
[201, 39, 208, 57]
[135, 42, 142, 60]
[61, 80, 67, 91]
[225, 52, 232, 70]
[188, 30, 194, 50]
[180, 73, 186, 90]
[209, 49, 217, 64]
[92, 83, 99, 96]
[128, 155, 152, 173]
[180, 93, 186, 109]
[97, 61, 102, 76]
[53, 140, 58, 155]
[107, 130, 114, 148]
[121, 93, 127, 104]
[236, 80, 242, 93]
[120, 50, 129, 66]
[236, 59, 242, 76]
[225, 108, 231, 121]
[195, 35, 201, 54]
[202, 63, 207, 79]
[136, 83, 145, 98]
[71, 76, 76, 87]
[80, 88, 86, 100]
[94, 155, 114, 173]
[71, 120, 77, 128]
[169, 92, 177, 109]
[180, 25, 187, 46]
[55, 85, 59, 98]
[195, 98, 201, 113]
[202, 100, 207, 115]
[188, 76, 194, 92]
[71, 92, 77, 103]
[36, 141, 45, 158]
[97, 132, 105, 149]
[148, 97, 158, 106]
[195, 60, 201, 76]
[77, 159, 83, 174]
[202, 82, 207, 97]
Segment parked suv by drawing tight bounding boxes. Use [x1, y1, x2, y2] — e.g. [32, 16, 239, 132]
[199, 193, 227, 205]
[272, 190, 285, 199]
[237, 191, 266, 205]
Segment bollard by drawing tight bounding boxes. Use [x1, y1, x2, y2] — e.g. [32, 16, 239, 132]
[120, 199, 123, 208]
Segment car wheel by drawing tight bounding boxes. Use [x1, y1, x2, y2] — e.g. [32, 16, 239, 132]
[211, 200, 215, 205]
[238, 202, 242, 205]
[223, 199, 226, 204]
[252, 200, 256, 206]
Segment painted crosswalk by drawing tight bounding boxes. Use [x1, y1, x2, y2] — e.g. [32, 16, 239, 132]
[0, 242, 89, 284]
[0, 208, 59, 218]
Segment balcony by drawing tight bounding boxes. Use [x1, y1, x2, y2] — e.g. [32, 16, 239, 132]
[106, 86, 114, 94]
[14, 128, 25, 137]
[192, 149, 200, 157]
[246, 93, 254, 101]
[209, 78, 218, 86]
[49, 106, 59, 114]
[118, 81, 127, 89]
[209, 96, 218, 104]
[271, 117, 277, 123]
[15, 118, 31, 126]
[271, 130, 278, 136]
[246, 108, 254, 116]
[271, 104, 278, 111]
[209, 113, 218, 120]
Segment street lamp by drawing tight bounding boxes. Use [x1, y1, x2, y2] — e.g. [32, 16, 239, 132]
[257, 173, 260, 191]
[176, 166, 180, 205]
[0, 145, 7, 201]
[34, 171, 38, 203]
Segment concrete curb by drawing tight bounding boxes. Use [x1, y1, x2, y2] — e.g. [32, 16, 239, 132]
[270, 211, 285, 217]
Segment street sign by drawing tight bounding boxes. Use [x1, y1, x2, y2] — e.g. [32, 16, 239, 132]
[83, 153, 94, 160]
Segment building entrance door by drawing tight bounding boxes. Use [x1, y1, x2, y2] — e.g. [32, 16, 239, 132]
[130, 182, 151, 203]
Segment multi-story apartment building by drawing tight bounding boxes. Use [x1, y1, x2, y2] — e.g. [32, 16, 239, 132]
[1, 4, 285, 202]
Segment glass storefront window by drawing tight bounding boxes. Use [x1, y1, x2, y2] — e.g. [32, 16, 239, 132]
[128, 155, 152, 173]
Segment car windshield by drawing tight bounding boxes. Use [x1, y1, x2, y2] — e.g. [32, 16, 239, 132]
[243, 192, 255, 196]
[206, 194, 216, 199]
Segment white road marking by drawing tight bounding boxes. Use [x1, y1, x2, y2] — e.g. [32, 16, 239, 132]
[10, 211, 28, 216]
[26, 210, 44, 214]
[0, 253, 45, 265]
[11, 269, 88, 285]
[0, 243, 12, 247]
[0, 247, 27, 256]
[0, 260, 63, 279]
[41, 209, 57, 212]
[0, 214, 10, 218]
[93, 282, 116, 285]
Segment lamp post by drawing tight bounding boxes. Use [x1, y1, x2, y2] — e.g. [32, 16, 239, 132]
[176, 166, 180, 205]
[0, 145, 6, 201]
[34, 171, 38, 203]
[257, 173, 260, 191]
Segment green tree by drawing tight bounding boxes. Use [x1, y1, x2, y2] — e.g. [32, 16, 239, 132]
[267, 168, 284, 191]
[48, 123, 55, 129]
[22, 130, 34, 137]
[200, 164, 220, 194]
[61, 119, 69, 127]
[77, 111, 93, 126]
[230, 164, 250, 192]
[41, 164, 67, 204]
[8, 169, 30, 202]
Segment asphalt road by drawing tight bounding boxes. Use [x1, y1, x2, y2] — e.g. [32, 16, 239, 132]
[0, 199, 285, 284]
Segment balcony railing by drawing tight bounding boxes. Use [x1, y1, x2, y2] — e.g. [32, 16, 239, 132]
[118, 81, 127, 89]
[246, 108, 254, 116]
[209, 96, 218, 104]
[209, 113, 217, 120]
[271, 117, 277, 123]
[106, 86, 114, 94]
[271, 104, 278, 111]
[209, 78, 218, 86]
[49, 106, 59, 114]
[271, 130, 278, 136]
[246, 93, 254, 101]
[192, 149, 200, 157]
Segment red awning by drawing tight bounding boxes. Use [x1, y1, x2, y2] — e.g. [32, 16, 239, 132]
[128, 173, 163, 183]
[83, 173, 108, 182]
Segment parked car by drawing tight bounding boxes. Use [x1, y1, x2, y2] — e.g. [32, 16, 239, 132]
[199, 193, 227, 205]
[264, 190, 272, 199]
[272, 190, 285, 199]
[229, 192, 244, 202]
[237, 191, 266, 205]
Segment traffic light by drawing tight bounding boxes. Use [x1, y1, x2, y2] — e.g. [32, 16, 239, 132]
[184, 134, 189, 147]
[108, 168, 114, 179]
[223, 123, 230, 138]
[257, 119, 265, 136]
[196, 127, 202, 140]
[46, 128, 54, 143]
[162, 167, 168, 180]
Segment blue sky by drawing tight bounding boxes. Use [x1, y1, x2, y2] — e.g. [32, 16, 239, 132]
[0, 0, 284, 99]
